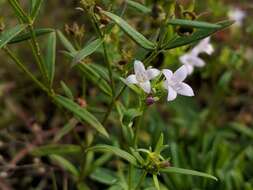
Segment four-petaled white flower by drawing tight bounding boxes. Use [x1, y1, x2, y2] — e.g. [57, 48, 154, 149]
[163, 66, 194, 101]
[228, 8, 246, 27]
[125, 60, 160, 93]
[179, 37, 214, 75]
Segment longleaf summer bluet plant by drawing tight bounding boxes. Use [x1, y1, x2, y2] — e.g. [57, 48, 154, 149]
[0, 0, 235, 189]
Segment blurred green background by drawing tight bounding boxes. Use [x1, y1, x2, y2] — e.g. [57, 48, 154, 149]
[0, 0, 253, 189]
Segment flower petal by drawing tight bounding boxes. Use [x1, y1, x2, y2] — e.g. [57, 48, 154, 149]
[180, 54, 205, 68]
[167, 86, 177, 101]
[175, 82, 194, 97]
[125, 74, 138, 84]
[184, 64, 194, 75]
[139, 81, 151, 94]
[191, 57, 205, 67]
[162, 69, 173, 81]
[204, 44, 214, 55]
[146, 68, 160, 80]
[134, 60, 146, 75]
[172, 65, 187, 83]
[192, 37, 214, 56]
[179, 54, 193, 65]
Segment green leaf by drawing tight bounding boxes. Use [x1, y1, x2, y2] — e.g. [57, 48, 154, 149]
[54, 95, 109, 138]
[8, 0, 27, 23]
[49, 154, 79, 177]
[90, 167, 118, 185]
[230, 122, 253, 139]
[31, 144, 81, 156]
[102, 11, 156, 50]
[57, 30, 76, 53]
[60, 81, 74, 100]
[54, 118, 78, 142]
[161, 167, 218, 181]
[154, 133, 164, 155]
[72, 39, 103, 65]
[45, 32, 56, 86]
[30, 0, 43, 20]
[0, 24, 27, 49]
[167, 19, 221, 29]
[153, 175, 160, 190]
[87, 145, 138, 165]
[163, 20, 233, 50]
[76, 63, 112, 97]
[122, 108, 142, 126]
[9, 28, 54, 44]
[127, 0, 151, 14]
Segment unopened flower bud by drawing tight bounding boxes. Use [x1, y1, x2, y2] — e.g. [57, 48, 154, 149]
[159, 161, 171, 168]
[146, 96, 155, 106]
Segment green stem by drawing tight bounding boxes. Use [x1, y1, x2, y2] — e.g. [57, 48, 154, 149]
[128, 164, 133, 190]
[133, 114, 143, 149]
[135, 170, 147, 190]
[7, 0, 28, 23]
[27, 24, 50, 84]
[102, 85, 127, 125]
[8, 0, 50, 86]
[4, 47, 49, 94]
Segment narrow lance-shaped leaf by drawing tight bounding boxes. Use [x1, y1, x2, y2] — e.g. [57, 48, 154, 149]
[127, 0, 151, 14]
[87, 145, 138, 165]
[163, 20, 234, 50]
[167, 19, 221, 29]
[54, 95, 109, 138]
[58, 34, 112, 97]
[60, 81, 74, 100]
[0, 24, 27, 49]
[45, 32, 56, 86]
[57, 30, 76, 54]
[31, 144, 82, 156]
[9, 28, 54, 44]
[154, 133, 164, 154]
[102, 10, 156, 50]
[76, 63, 112, 97]
[30, 0, 43, 20]
[161, 167, 218, 181]
[90, 168, 118, 185]
[49, 154, 80, 178]
[54, 118, 78, 142]
[72, 38, 103, 66]
[7, 0, 27, 23]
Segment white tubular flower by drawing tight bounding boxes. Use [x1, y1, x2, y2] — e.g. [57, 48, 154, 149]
[179, 53, 206, 75]
[163, 66, 194, 101]
[179, 37, 214, 75]
[126, 60, 160, 93]
[192, 37, 214, 56]
[228, 8, 246, 27]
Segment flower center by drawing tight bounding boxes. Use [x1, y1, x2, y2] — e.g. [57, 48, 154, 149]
[136, 71, 148, 83]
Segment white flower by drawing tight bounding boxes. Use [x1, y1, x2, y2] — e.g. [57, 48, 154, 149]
[163, 66, 194, 101]
[179, 37, 214, 75]
[179, 53, 206, 75]
[192, 37, 214, 56]
[228, 8, 246, 27]
[125, 60, 160, 93]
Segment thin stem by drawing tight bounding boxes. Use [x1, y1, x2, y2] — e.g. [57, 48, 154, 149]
[4, 47, 49, 94]
[134, 170, 147, 190]
[27, 24, 49, 84]
[7, 0, 28, 23]
[133, 114, 143, 148]
[82, 4, 115, 95]
[102, 85, 127, 125]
